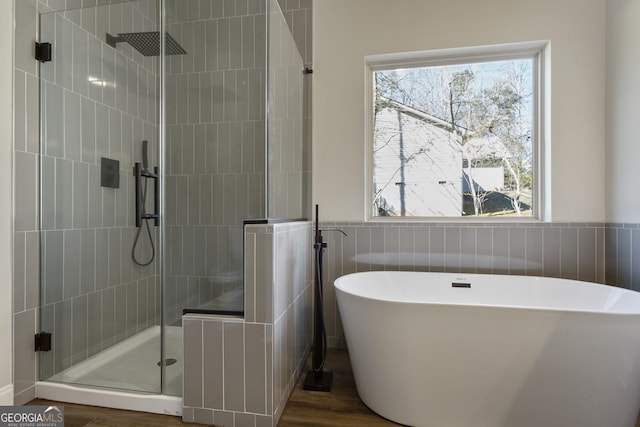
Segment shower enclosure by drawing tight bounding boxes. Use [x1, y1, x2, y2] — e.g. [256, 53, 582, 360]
[36, 0, 308, 408]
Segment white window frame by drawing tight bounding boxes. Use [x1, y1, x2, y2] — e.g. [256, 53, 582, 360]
[364, 41, 550, 222]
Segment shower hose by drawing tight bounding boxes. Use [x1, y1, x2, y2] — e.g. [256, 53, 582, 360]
[132, 176, 155, 266]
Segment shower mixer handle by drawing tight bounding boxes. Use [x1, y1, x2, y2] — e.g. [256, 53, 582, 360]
[134, 162, 160, 227]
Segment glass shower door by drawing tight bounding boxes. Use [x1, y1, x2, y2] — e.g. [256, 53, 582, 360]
[38, 1, 164, 394]
[162, 0, 268, 327]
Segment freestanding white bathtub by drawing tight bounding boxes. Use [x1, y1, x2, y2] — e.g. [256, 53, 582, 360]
[335, 271, 640, 427]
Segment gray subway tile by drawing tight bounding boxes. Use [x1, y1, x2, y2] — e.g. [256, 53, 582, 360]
[126, 282, 138, 336]
[71, 295, 88, 364]
[102, 46, 116, 108]
[54, 299, 73, 373]
[203, 320, 224, 409]
[73, 162, 89, 229]
[88, 164, 103, 228]
[55, 14, 73, 90]
[183, 319, 203, 408]
[13, 233, 25, 314]
[492, 228, 508, 275]
[383, 226, 399, 271]
[14, 151, 37, 232]
[95, 228, 109, 290]
[109, 108, 122, 160]
[525, 227, 543, 276]
[102, 187, 116, 227]
[429, 227, 445, 272]
[444, 227, 461, 273]
[114, 285, 127, 343]
[14, 70, 25, 152]
[509, 227, 526, 275]
[193, 408, 214, 425]
[127, 61, 138, 116]
[39, 304, 55, 379]
[55, 158, 73, 229]
[64, 230, 81, 299]
[255, 232, 273, 323]
[561, 227, 579, 281]
[245, 323, 266, 414]
[256, 415, 273, 427]
[244, 232, 256, 322]
[476, 227, 493, 273]
[460, 227, 476, 273]
[41, 156, 56, 230]
[87, 292, 102, 357]
[224, 321, 245, 412]
[214, 410, 234, 427]
[45, 231, 64, 304]
[108, 228, 122, 287]
[596, 227, 605, 283]
[26, 74, 39, 154]
[102, 287, 115, 348]
[217, 18, 230, 70]
[95, 103, 110, 162]
[25, 232, 39, 310]
[578, 228, 597, 283]
[617, 227, 632, 288]
[72, 24, 89, 97]
[14, 310, 36, 394]
[543, 227, 561, 279]
[236, 413, 256, 427]
[15, 0, 37, 75]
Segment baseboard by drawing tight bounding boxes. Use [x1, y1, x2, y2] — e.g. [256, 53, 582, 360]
[13, 385, 35, 406]
[0, 383, 14, 405]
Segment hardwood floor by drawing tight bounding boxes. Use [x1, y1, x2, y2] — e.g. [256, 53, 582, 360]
[28, 348, 640, 426]
[28, 398, 188, 426]
[279, 349, 400, 426]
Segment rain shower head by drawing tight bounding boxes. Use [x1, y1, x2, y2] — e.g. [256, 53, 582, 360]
[106, 31, 187, 56]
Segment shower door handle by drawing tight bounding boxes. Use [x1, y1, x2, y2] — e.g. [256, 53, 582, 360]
[134, 163, 160, 227]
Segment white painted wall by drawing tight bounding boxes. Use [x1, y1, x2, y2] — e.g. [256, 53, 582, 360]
[606, 0, 640, 223]
[313, 0, 607, 222]
[0, 0, 14, 404]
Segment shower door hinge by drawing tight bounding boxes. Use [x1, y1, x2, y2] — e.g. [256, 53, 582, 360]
[35, 332, 52, 352]
[35, 42, 52, 63]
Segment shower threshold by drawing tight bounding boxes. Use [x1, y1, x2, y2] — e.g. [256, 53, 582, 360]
[37, 325, 182, 416]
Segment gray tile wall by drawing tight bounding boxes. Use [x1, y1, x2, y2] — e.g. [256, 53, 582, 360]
[319, 221, 606, 347]
[604, 223, 640, 291]
[13, 0, 160, 404]
[164, 0, 268, 320]
[182, 221, 312, 427]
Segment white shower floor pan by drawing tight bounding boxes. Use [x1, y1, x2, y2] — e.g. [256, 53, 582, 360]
[37, 325, 183, 416]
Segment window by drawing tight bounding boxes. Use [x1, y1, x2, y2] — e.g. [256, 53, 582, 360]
[367, 42, 546, 219]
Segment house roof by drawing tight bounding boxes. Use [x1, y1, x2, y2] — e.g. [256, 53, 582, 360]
[378, 96, 469, 136]
[379, 96, 511, 160]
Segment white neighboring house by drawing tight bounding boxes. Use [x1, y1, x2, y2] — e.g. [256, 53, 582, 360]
[373, 98, 508, 217]
[462, 136, 507, 193]
[373, 98, 463, 216]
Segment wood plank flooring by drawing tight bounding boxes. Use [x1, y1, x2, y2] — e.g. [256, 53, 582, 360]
[28, 398, 188, 426]
[28, 348, 640, 426]
[278, 349, 400, 426]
